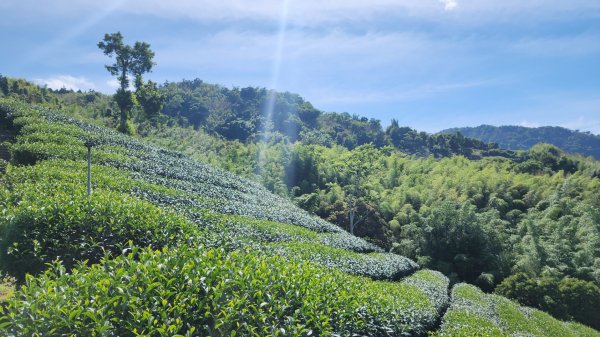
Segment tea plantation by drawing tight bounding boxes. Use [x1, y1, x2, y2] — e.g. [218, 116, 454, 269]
[0, 98, 598, 336]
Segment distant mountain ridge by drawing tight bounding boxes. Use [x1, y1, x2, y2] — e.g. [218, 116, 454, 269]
[440, 125, 600, 159]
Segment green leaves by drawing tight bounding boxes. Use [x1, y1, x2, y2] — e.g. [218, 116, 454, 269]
[0, 245, 439, 336]
[0, 185, 198, 281]
[433, 283, 600, 337]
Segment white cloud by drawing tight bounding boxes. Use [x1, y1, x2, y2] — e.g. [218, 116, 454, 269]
[519, 120, 541, 128]
[151, 28, 465, 94]
[439, 0, 458, 11]
[106, 78, 120, 89]
[34, 75, 95, 91]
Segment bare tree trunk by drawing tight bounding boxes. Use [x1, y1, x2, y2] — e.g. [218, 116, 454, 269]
[348, 198, 356, 235]
[119, 107, 127, 132]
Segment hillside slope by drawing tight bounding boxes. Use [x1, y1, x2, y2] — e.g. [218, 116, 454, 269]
[441, 125, 600, 159]
[0, 99, 598, 336]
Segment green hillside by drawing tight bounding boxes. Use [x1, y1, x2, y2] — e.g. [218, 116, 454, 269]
[0, 75, 515, 159]
[440, 125, 600, 160]
[1, 99, 599, 335]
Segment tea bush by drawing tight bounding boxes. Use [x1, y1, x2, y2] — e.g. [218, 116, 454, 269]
[0, 245, 436, 337]
[1, 99, 359, 235]
[433, 283, 600, 337]
[271, 242, 417, 281]
[0, 186, 198, 281]
[402, 270, 449, 315]
[1, 159, 382, 254]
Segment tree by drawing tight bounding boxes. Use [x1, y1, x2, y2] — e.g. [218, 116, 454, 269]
[336, 144, 381, 234]
[98, 32, 155, 132]
[135, 80, 164, 121]
[0, 75, 8, 96]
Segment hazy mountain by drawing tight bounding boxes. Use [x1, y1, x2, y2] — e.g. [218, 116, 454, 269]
[441, 125, 600, 159]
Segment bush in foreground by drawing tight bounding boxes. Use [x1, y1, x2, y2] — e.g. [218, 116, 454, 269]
[1, 245, 439, 337]
[0, 187, 197, 281]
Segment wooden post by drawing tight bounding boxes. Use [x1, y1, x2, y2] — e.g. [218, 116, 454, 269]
[87, 145, 91, 196]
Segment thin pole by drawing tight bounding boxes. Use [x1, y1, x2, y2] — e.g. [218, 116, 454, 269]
[87, 146, 91, 196]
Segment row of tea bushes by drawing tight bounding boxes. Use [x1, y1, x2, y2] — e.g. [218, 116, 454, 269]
[401, 270, 449, 316]
[1, 158, 381, 254]
[433, 283, 600, 337]
[0, 163, 388, 283]
[0, 184, 201, 281]
[1, 99, 345, 234]
[1, 245, 441, 337]
[270, 242, 418, 281]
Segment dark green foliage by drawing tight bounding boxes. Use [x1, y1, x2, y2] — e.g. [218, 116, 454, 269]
[441, 124, 600, 160]
[98, 32, 155, 132]
[560, 278, 600, 329]
[136, 80, 165, 119]
[496, 274, 600, 329]
[386, 119, 497, 158]
[0, 74, 8, 96]
[157, 78, 505, 156]
[399, 201, 503, 283]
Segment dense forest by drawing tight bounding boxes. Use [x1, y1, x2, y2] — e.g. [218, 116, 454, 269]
[441, 125, 600, 160]
[2, 75, 600, 330]
[156, 78, 510, 159]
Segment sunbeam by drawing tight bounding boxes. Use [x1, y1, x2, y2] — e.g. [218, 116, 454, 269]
[257, 0, 291, 175]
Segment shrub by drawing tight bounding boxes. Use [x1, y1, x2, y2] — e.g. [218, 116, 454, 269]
[435, 283, 600, 337]
[0, 245, 440, 337]
[270, 242, 418, 280]
[0, 188, 198, 281]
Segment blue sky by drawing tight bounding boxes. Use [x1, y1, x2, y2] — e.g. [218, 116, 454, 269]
[1, 0, 599, 134]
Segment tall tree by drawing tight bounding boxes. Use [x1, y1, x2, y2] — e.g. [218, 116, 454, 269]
[98, 32, 155, 132]
[336, 144, 381, 234]
[136, 80, 164, 121]
[0, 75, 8, 96]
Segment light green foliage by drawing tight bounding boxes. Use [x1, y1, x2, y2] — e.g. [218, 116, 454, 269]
[0, 99, 350, 234]
[1, 97, 599, 336]
[0, 245, 438, 337]
[434, 283, 600, 337]
[0, 182, 198, 281]
[567, 322, 600, 337]
[270, 242, 417, 280]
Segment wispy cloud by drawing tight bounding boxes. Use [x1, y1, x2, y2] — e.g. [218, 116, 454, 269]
[519, 120, 541, 128]
[510, 34, 600, 57]
[308, 79, 501, 105]
[106, 78, 120, 89]
[439, 0, 458, 11]
[3, 0, 599, 27]
[34, 75, 95, 91]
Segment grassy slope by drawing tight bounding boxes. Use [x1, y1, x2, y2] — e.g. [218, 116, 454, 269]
[0, 98, 597, 336]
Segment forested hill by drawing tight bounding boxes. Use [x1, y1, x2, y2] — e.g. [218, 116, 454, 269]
[0, 75, 516, 158]
[441, 125, 600, 160]
[158, 79, 510, 158]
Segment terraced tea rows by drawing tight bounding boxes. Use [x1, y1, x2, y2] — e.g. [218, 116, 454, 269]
[434, 284, 600, 337]
[1, 98, 598, 336]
